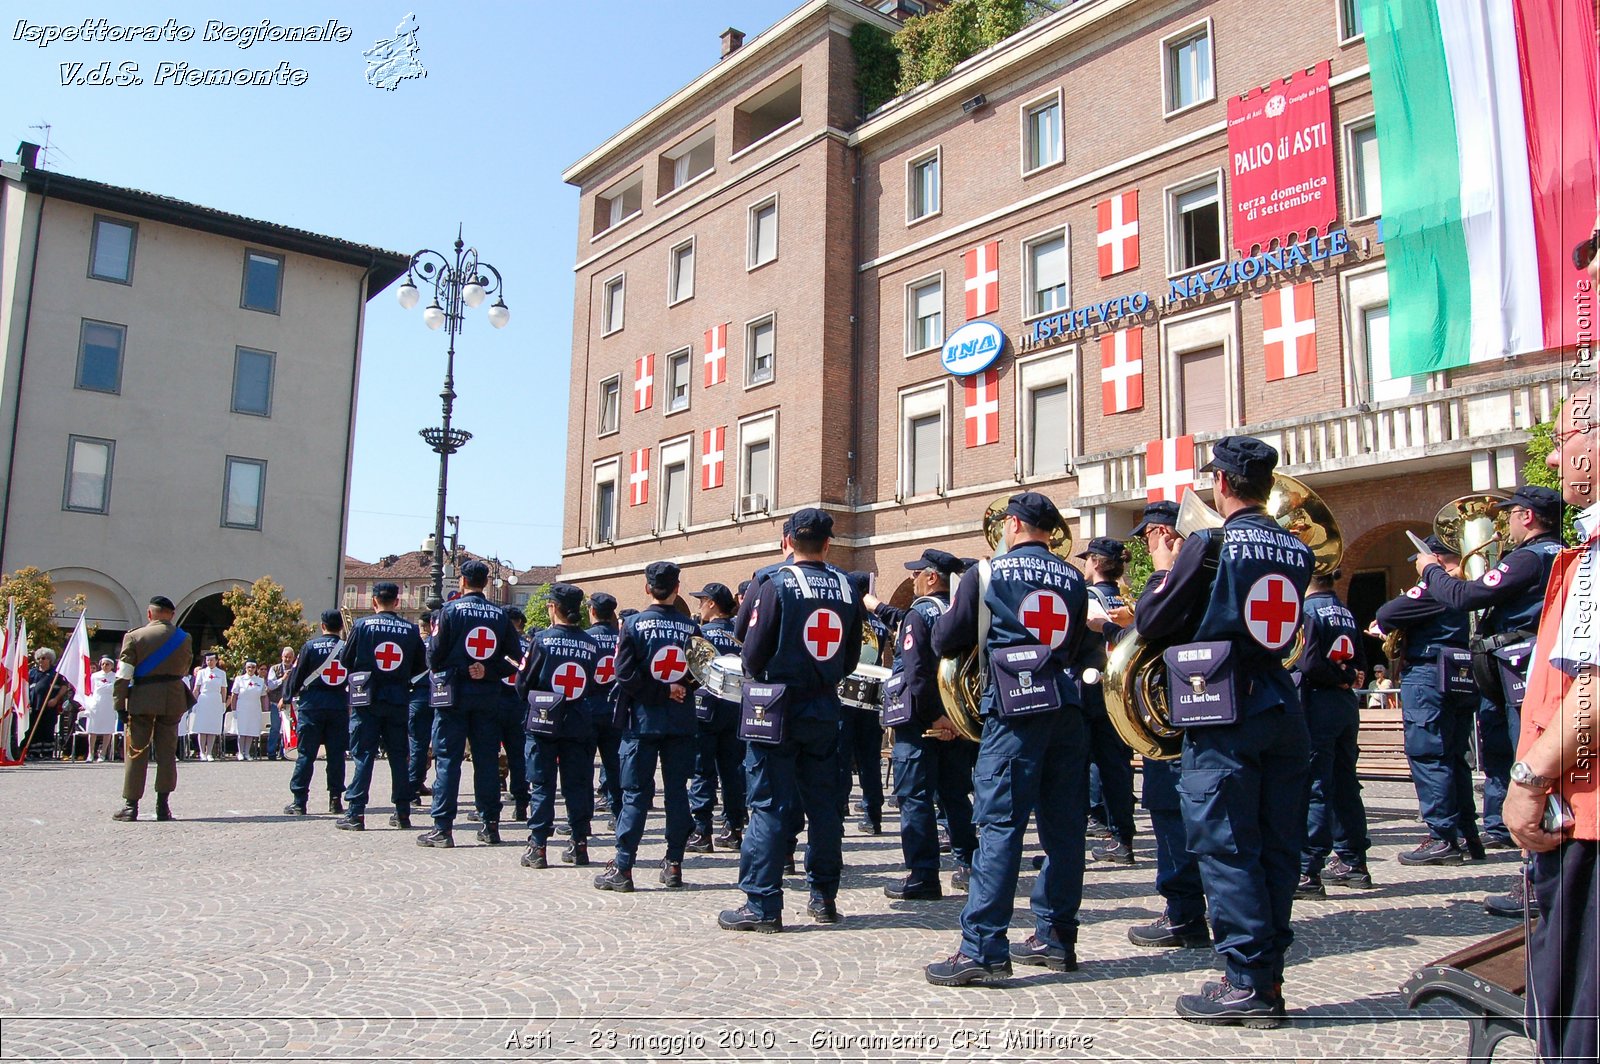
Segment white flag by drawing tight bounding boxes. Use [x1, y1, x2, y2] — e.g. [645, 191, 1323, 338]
[11, 620, 28, 736]
[0, 599, 15, 720]
[60, 611, 94, 703]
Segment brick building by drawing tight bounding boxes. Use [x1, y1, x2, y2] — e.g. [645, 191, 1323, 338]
[342, 550, 557, 622]
[560, 0, 1568, 654]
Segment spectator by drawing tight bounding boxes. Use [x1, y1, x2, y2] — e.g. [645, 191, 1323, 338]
[79, 656, 119, 761]
[228, 661, 268, 761]
[264, 646, 295, 761]
[1366, 664, 1397, 711]
[27, 648, 68, 760]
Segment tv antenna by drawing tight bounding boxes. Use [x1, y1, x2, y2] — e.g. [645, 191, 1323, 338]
[27, 123, 56, 169]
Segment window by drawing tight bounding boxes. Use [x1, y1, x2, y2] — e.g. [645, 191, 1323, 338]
[1345, 267, 1423, 404]
[665, 348, 691, 412]
[669, 240, 695, 304]
[899, 384, 948, 498]
[748, 197, 778, 268]
[659, 438, 690, 532]
[1023, 94, 1062, 173]
[906, 276, 944, 354]
[746, 314, 776, 385]
[1179, 345, 1228, 435]
[89, 216, 136, 283]
[738, 414, 777, 513]
[1018, 351, 1075, 477]
[63, 436, 113, 513]
[593, 460, 619, 543]
[595, 171, 643, 236]
[222, 456, 267, 530]
[597, 375, 621, 435]
[734, 69, 802, 153]
[1161, 307, 1237, 436]
[1169, 175, 1224, 273]
[661, 126, 715, 195]
[231, 347, 275, 416]
[1024, 230, 1069, 318]
[602, 274, 625, 334]
[908, 150, 941, 223]
[1163, 21, 1214, 115]
[1347, 118, 1381, 220]
[76, 320, 125, 394]
[1338, 0, 1365, 42]
[241, 250, 283, 314]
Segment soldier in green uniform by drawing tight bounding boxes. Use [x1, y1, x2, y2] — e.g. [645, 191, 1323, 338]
[112, 595, 194, 822]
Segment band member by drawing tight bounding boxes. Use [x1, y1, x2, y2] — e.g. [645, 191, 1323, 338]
[733, 516, 795, 641]
[1078, 537, 1138, 866]
[1136, 437, 1312, 1027]
[840, 571, 887, 835]
[585, 593, 623, 830]
[687, 582, 746, 853]
[864, 549, 976, 899]
[283, 611, 350, 817]
[335, 582, 424, 831]
[925, 492, 1090, 985]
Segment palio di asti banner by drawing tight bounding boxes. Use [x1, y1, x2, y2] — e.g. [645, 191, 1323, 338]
[1228, 60, 1336, 256]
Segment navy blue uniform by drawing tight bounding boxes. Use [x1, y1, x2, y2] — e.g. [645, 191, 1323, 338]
[517, 624, 600, 846]
[286, 633, 349, 806]
[1375, 579, 1479, 845]
[585, 621, 623, 821]
[427, 592, 521, 829]
[1136, 507, 1313, 994]
[406, 634, 434, 800]
[484, 635, 532, 823]
[1297, 588, 1368, 878]
[738, 563, 865, 918]
[733, 558, 790, 642]
[876, 595, 977, 888]
[690, 617, 746, 837]
[612, 603, 700, 872]
[837, 613, 889, 829]
[337, 611, 424, 817]
[1083, 582, 1137, 849]
[931, 544, 1090, 965]
[1423, 533, 1561, 836]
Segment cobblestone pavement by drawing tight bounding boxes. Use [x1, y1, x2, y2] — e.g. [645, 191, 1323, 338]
[0, 759, 1535, 1062]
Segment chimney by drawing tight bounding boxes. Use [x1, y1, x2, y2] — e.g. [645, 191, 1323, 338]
[720, 27, 744, 58]
[17, 142, 39, 169]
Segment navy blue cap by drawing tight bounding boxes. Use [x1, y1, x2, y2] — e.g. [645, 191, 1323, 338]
[459, 559, 490, 586]
[1492, 485, 1565, 526]
[905, 549, 965, 576]
[1005, 491, 1063, 530]
[320, 608, 344, 631]
[645, 561, 680, 592]
[618, 608, 640, 620]
[790, 507, 834, 540]
[959, 557, 981, 571]
[1076, 536, 1126, 560]
[781, 515, 796, 535]
[547, 583, 583, 617]
[689, 582, 736, 613]
[1409, 533, 1457, 561]
[1131, 501, 1180, 537]
[1200, 435, 1279, 479]
[846, 571, 872, 598]
[737, 579, 752, 597]
[371, 581, 400, 600]
[589, 591, 617, 618]
[505, 606, 527, 626]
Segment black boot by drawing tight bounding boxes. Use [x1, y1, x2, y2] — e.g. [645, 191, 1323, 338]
[155, 795, 174, 822]
[328, 795, 344, 816]
[685, 830, 714, 854]
[112, 801, 138, 822]
[514, 799, 529, 823]
[388, 809, 412, 830]
[521, 844, 548, 869]
[561, 839, 590, 866]
[659, 860, 684, 889]
[416, 827, 455, 848]
[282, 801, 308, 816]
[335, 812, 365, 831]
[476, 821, 502, 845]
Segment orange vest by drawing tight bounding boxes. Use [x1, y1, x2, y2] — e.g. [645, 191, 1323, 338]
[1518, 538, 1600, 840]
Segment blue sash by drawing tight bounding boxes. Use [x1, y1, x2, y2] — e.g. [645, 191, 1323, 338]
[134, 629, 188, 679]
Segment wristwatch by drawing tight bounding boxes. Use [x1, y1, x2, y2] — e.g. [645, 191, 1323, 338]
[1510, 760, 1555, 791]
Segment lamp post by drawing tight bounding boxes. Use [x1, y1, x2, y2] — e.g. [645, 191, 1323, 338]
[396, 226, 510, 608]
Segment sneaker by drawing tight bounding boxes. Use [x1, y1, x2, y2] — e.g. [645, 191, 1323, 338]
[937, 825, 952, 854]
[714, 826, 743, 849]
[556, 822, 572, 836]
[475, 822, 503, 845]
[593, 862, 634, 892]
[561, 839, 590, 866]
[1482, 830, 1517, 850]
[718, 905, 782, 933]
[328, 796, 343, 816]
[282, 802, 307, 816]
[858, 816, 882, 836]
[807, 894, 841, 924]
[1324, 856, 1373, 888]
[884, 876, 943, 901]
[416, 784, 433, 797]
[950, 865, 971, 892]
[1087, 815, 1114, 839]
[1398, 836, 1464, 866]
[685, 831, 714, 854]
[1091, 838, 1135, 866]
[924, 951, 1011, 987]
[1031, 853, 1046, 871]
[520, 844, 548, 869]
[112, 802, 138, 822]
[659, 860, 684, 889]
[783, 859, 798, 876]
[416, 828, 454, 848]
[1175, 976, 1287, 1029]
[1010, 934, 1077, 971]
[466, 809, 483, 823]
[388, 812, 412, 830]
[1128, 915, 1211, 949]
[1295, 874, 1326, 899]
[1484, 879, 1527, 919]
[334, 813, 364, 832]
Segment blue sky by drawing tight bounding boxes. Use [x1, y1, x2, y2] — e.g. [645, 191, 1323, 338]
[2, 0, 802, 571]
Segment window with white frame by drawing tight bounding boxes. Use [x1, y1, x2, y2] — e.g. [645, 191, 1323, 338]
[595, 171, 643, 236]
[1018, 352, 1075, 477]
[659, 437, 690, 532]
[1023, 94, 1062, 173]
[1163, 21, 1214, 114]
[1161, 307, 1236, 436]
[748, 197, 778, 268]
[669, 240, 695, 304]
[665, 348, 691, 413]
[661, 126, 715, 194]
[908, 149, 940, 222]
[597, 375, 620, 435]
[1345, 267, 1422, 403]
[906, 276, 944, 354]
[89, 216, 136, 283]
[602, 274, 625, 334]
[1169, 174, 1224, 272]
[899, 383, 948, 498]
[1024, 230, 1069, 318]
[222, 456, 266, 530]
[593, 459, 619, 543]
[739, 414, 777, 514]
[1347, 118, 1381, 219]
[64, 435, 114, 513]
[1338, 0, 1364, 42]
[746, 314, 776, 385]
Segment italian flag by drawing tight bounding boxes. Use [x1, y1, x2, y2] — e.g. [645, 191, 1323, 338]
[1362, 0, 1598, 377]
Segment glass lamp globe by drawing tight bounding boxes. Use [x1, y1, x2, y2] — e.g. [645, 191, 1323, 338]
[487, 299, 510, 329]
[423, 303, 446, 330]
[396, 280, 420, 309]
[462, 282, 487, 308]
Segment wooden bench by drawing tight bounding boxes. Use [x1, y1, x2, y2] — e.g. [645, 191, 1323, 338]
[1402, 925, 1530, 1064]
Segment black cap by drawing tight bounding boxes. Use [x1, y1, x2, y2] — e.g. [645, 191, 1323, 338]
[846, 571, 872, 599]
[1200, 435, 1279, 479]
[905, 548, 965, 576]
[1131, 501, 1180, 537]
[1408, 533, 1456, 560]
[320, 608, 344, 631]
[790, 507, 834, 541]
[1491, 484, 1565, 526]
[589, 592, 617, 619]
[645, 561, 680, 593]
[619, 608, 640, 620]
[505, 606, 527, 626]
[1076, 536, 1125, 560]
[371, 581, 400, 601]
[459, 559, 490, 586]
[781, 515, 796, 536]
[1005, 491, 1063, 530]
[737, 580, 752, 597]
[689, 582, 736, 613]
[148, 595, 176, 612]
[547, 583, 583, 617]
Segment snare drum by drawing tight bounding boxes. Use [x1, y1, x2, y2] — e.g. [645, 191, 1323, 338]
[703, 654, 747, 703]
[838, 664, 892, 710]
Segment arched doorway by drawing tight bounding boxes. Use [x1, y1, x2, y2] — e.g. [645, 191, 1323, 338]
[178, 594, 234, 660]
[1341, 519, 1432, 667]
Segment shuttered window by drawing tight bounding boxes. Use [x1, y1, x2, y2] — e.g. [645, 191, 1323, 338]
[910, 413, 943, 495]
[1029, 383, 1072, 476]
[1180, 345, 1227, 434]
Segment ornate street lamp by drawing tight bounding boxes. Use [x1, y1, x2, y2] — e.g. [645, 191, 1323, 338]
[396, 226, 509, 607]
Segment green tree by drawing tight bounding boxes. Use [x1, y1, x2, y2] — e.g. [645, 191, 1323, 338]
[219, 577, 313, 675]
[1124, 538, 1155, 598]
[1522, 409, 1578, 542]
[893, 0, 1058, 94]
[0, 566, 87, 654]
[852, 24, 900, 114]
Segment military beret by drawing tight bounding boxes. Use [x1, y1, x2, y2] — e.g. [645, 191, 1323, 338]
[547, 583, 583, 616]
[1130, 501, 1180, 537]
[905, 549, 965, 576]
[589, 592, 618, 618]
[149, 595, 176, 611]
[1076, 536, 1127, 560]
[1200, 435, 1279, 479]
[688, 582, 736, 613]
[1006, 491, 1063, 530]
[371, 581, 400, 600]
[1492, 484, 1565, 526]
[320, 608, 344, 631]
[790, 507, 834, 540]
[459, 559, 490, 585]
[645, 561, 680, 592]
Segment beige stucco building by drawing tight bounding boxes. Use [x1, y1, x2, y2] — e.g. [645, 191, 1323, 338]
[0, 143, 408, 649]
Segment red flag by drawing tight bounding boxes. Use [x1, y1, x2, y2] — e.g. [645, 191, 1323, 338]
[60, 612, 95, 702]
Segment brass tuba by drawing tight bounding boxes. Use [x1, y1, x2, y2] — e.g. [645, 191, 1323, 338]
[935, 496, 1074, 742]
[1434, 493, 1509, 584]
[1103, 473, 1343, 760]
